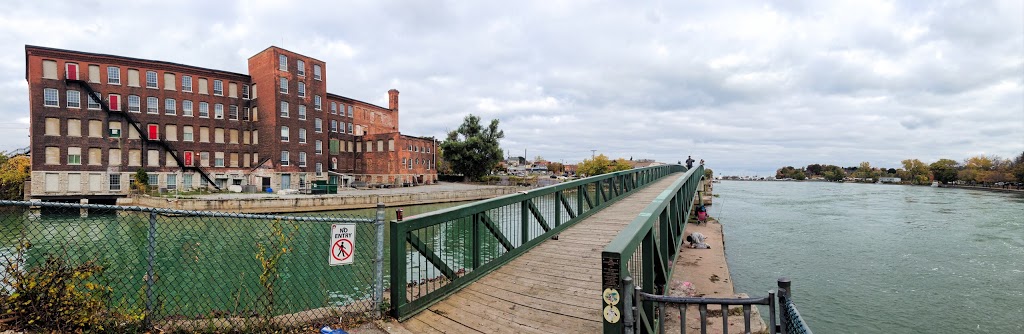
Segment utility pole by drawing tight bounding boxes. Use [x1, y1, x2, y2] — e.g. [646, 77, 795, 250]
[591, 150, 596, 158]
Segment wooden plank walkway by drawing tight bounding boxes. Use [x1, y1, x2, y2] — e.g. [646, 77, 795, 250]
[399, 174, 683, 333]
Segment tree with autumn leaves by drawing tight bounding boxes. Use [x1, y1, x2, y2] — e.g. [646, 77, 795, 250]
[0, 152, 30, 200]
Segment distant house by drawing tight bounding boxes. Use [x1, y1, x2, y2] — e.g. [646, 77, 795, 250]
[880, 177, 901, 183]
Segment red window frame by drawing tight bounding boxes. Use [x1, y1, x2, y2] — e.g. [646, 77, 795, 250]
[148, 124, 158, 140]
[65, 63, 79, 80]
[183, 151, 194, 167]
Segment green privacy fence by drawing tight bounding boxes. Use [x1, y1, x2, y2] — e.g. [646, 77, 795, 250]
[389, 164, 685, 320]
[601, 165, 704, 333]
[0, 201, 383, 332]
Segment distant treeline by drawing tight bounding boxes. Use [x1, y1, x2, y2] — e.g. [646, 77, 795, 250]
[775, 152, 1024, 184]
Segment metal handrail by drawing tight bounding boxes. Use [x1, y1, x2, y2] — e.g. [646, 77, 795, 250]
[601, 165, 704, 333]
[389, 164, 685, 320]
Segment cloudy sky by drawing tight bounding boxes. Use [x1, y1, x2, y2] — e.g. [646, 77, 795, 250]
[1, 1, 1021, 176]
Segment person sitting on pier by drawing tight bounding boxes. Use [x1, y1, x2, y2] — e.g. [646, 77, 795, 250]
[686, 232, 710, 249]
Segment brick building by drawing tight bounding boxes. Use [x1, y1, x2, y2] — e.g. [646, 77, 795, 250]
[24, 45, 436, 201]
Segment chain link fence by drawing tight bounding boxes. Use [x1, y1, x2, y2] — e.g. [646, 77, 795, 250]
[0, 200, 385, 332]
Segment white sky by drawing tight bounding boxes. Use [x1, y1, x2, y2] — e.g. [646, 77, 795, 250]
[1, 0, 1021, 176]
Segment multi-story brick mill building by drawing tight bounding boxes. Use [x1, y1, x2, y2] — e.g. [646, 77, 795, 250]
[24, 45, 437, 201]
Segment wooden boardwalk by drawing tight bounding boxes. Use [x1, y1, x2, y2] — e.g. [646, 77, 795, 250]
[399, 175, 683, 333]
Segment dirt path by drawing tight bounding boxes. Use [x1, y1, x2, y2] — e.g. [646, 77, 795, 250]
[661, 216, 769, 334]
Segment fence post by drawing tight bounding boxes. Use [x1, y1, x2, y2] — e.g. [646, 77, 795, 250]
[778, 277, 791, 333]
[145, 211, 157, 328]
[374, 202, 386, 318]
[622, 276, 635, 334]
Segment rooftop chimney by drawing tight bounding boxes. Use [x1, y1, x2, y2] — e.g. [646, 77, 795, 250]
[388, 89, 399, 112]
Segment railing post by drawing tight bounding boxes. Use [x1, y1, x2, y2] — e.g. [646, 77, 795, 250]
[374, 202, 385, 318]
[577, 185, 585, 215]
[521, 199, 529, 245]
[145, 211, 157, 328]
[623, 276, 635, 334]
[471, 213, 481, 269]
[555, 190, 562, 227]
[389, 219, 405, 318]
[778, 277, 791, 333]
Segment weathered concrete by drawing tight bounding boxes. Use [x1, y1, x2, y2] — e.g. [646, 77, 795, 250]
[116, 184, 519, 213]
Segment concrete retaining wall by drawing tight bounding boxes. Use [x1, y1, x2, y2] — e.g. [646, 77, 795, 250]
[116, 187, 519, 213]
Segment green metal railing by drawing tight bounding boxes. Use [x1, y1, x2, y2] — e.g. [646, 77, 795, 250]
[389, 165, 684, 320]
[601, 165, 704, 333]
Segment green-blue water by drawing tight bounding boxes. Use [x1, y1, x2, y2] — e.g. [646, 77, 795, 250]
[0, 201, 469, 319]
[716, 181, 1024, 333]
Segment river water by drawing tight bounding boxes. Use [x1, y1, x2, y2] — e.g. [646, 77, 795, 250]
[716, 181, 1024, 333]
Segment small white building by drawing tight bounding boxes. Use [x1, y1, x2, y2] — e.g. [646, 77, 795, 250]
[880, 177, 902, 183]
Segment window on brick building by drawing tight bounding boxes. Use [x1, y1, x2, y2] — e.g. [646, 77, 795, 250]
[347, 105, 353, 117]
[68, 147, 82, 166]
[146, 71, 158, 88]
[182, 75, 193, 92]
[243, 107, 250, 121]
[331, 102, 337, 114]
[229, 105, 238, 120]
[147, 97, 159, 114]
[200, 152, 210, 167]
[298, 105, 306, 120]
[228, 82, 237, 98]
[315, 163, 322, 176]
[108, 94, 121, 111]
[347, 122, 353, 134]
[313, 64, 321, 80]
[280, 126, 289, 142]
[67, 119, 81, 137]
[280, 101, 289, 118]
[279, 78, 288, 94]
[298, 152, 306, 167]
[107, 66, 120, 85]
[183, 126, 193, 142]
[65, 63, 79, 80]
[213, 80, 223, 96]
[314, 95, 322, 110]
[214, 103, 224, 119]
[298, 128, 306, 143]
[215, 152, 225, 167]
[66, 90, 80, 108]
[128, 69, 140, 87]
[298, 81, 305, 97]
[242, 84, 249, 99]
[330, 120, 337, 133]
[43, 88, 59, 107]
[199, 102, 209, 118]
[109, 174, 121, 191]
[88, 92, 101, 110]
[164, 73, 176, 90]
[148, 124, 159, 140]
[127, 95, 141, 113]
[315, 140, 322, 155]
[279, 54, 288, 71]
[297, 59, 305, 76]
[183, 100, 193, 116]
[166, 174, 177, 189]
[280, 151, 289, 166]
[315, 118, 322, 132]
[42, 60, 57, 79]
[165, 98, 176, 115]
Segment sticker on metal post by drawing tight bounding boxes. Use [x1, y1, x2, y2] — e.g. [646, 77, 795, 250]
[330, 224, 356, 266]
[603, 305, 621, 323]
[603, 288, 620, 305]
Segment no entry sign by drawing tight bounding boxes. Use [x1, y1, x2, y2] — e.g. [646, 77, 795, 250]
[330, 224, 356, 266]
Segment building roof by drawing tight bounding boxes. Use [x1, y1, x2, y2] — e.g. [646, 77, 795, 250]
[25, 45, 251, 80]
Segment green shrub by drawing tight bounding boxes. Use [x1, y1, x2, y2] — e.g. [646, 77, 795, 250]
[1, 242, 112, 332]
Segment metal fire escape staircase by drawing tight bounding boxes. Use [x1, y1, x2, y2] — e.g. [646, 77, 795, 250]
[65, 79, 221, 190]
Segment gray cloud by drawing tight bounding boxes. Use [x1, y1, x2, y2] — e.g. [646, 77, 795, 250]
[0, 0, 1020, 177]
